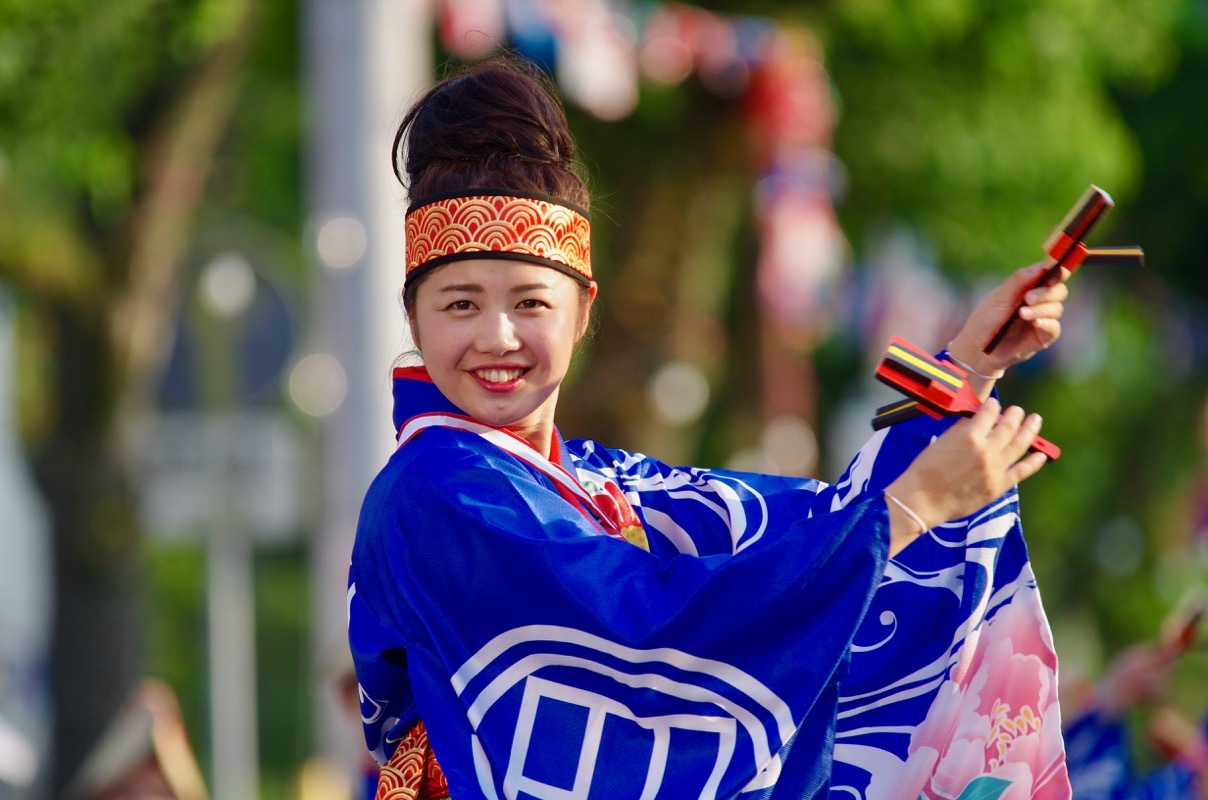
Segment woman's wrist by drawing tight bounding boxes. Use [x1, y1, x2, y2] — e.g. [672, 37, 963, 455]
[945, 341, 1005, 380]
[883, 483, 942, 557]
[883, 491, 925, 532]
[944, 339, 1003, 400]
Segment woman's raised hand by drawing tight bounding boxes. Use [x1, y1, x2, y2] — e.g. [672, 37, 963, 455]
[947, 263, 1070, 397]
[882, 398, 1049, 556]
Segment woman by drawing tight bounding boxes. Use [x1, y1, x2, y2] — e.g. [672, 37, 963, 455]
[348, 57, 1069, 799]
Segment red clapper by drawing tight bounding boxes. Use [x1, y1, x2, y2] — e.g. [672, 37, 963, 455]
[873, 335, 1062, 460]
[983, 185, 1143, 354]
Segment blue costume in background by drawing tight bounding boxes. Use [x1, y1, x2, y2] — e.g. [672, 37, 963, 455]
[349, 367, 1070, 799]
[1066, 708, 1207, 800]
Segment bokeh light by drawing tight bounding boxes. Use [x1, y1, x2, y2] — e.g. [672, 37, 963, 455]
[315, 216, 367, 270]
[198, 252, 257, 319]
[287, 353, 347, 418]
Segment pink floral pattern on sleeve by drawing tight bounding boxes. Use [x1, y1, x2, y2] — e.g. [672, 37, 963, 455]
[869, 594, 1069, 800]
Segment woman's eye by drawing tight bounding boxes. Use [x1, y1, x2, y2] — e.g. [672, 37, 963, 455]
[517, 298, 549, 310]
[445, 300, 475, 311]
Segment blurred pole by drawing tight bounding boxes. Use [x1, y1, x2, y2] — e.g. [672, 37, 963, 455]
[303, 0, 429, 779]
[0, 290, 51, 797]
[195, 255, 261, 800]
[206, 476, 259, 800]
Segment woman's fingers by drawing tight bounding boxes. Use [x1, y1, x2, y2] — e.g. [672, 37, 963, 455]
[1018, 300, 1066, 321]
[948, 261, 1075, 375]
[1003, 411, 1042, 459]
[968, 396, 1001, 432]
[906, 399, 1050, 528]
[983, 404, 1049, 480]
[982, 404, 1024, 455]
[1024, 264, 1072, 290]
[996, 408, 1048, 485]
[1025, 279, 1070, 305]
[956, 398, 1002, 443]
[1010, 262, 1051, 290]
[1029, 317, 1062, 345]
[1006, 450, 1049, 485]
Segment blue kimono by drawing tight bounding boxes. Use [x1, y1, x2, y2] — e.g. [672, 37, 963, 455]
[349, 367, 1069, 799]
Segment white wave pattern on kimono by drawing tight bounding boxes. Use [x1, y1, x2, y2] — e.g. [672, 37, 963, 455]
[825, 423, 1069, 800]
[573, 415, 1070, 800]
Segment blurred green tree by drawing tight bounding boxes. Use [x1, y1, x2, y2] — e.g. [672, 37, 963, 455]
[563, 0, 1206, 699]
[0, 0, 258, 788]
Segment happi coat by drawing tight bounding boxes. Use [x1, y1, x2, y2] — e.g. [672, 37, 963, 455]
[348, 366, 1070, 800]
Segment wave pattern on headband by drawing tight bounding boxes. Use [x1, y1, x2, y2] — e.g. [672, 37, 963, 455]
[405, 191, 592, 283]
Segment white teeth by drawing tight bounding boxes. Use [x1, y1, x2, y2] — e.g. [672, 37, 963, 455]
[476, 368, 522, 383]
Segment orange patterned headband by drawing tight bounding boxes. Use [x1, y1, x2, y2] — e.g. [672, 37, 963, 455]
[405, 190, 592, 284]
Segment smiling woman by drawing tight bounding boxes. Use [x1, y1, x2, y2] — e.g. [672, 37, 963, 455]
[410, 259, 595, 454]
[347, 54, 1073, 800]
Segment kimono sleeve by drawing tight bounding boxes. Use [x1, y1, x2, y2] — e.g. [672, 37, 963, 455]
[827, 413, 1070, 799]
[566, 439, 847, 558]
[351, 428, 893, 799]
[347, 562, 418, 764]
[565, 408, 959, 561]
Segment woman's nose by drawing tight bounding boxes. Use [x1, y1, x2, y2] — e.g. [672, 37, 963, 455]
[476, 312, 520, 354]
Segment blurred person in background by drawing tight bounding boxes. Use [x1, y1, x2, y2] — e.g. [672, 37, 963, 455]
[347, 55, 1074, 799]
[1065, 605, 1205, 800]
[62, 679, 208, 800]
[333, 656, 380, 800]
[1138, 706, 1208, 800]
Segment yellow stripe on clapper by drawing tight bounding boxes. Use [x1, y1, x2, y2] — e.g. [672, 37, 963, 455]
[877, 398, 918, 415]
[886, 345, 963, 389]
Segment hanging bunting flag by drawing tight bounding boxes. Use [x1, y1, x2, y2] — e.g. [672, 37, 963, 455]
[746, 29, 848, 342]
[438, 0, 507, 58]
[691, 8, 748, 97]
[554, 0, 640, 120]
[637, 3, 695, 85]
[504, 0, 560, 72]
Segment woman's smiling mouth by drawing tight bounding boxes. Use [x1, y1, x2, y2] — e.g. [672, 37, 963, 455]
[473, 367, 527, 387]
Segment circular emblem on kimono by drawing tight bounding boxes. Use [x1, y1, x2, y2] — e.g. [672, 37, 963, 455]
[451, 625, 792, 798]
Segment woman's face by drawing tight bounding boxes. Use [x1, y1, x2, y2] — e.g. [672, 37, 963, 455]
[410, 259, 596, 448]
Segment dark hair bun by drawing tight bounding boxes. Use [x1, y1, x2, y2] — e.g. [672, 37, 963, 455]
[393, 56, 589, 209]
